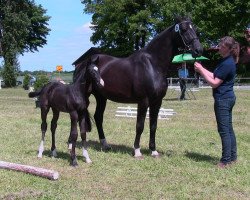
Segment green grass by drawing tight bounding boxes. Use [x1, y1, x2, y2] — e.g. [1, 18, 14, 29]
[0, 87, 249, 200]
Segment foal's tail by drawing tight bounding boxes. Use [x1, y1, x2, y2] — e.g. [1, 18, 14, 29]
[28, 88, 42, 98]
[85, 110, 92, 132]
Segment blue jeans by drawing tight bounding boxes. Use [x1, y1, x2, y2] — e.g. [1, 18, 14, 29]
[214, 97, 237, 164]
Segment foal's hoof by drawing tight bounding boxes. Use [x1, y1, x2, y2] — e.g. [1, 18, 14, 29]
[152, 153, 161, 159]
[71, 161, 78, 167]
[151, 150, 161, 159]
[71, 158, 78, 167]
[86, 158, 92, 164]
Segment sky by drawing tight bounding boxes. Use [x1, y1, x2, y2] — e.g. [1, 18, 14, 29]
[18, 0, 94, 72]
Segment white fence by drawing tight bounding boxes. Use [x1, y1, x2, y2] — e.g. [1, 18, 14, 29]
[167, 77, 250, 88]
[115, 106, 176, 120]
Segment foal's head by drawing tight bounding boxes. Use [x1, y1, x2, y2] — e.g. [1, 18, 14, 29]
[173, 16, 203, 57]
[73, 62, 87, 83]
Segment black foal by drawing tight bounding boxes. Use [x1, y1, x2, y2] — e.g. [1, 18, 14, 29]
[29, 64, 104, 166]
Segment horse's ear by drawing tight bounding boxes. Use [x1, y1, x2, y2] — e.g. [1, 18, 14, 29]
[173, 14, 182, 24]
[91, 54, 99, 65]
[184, 14, 192, 21]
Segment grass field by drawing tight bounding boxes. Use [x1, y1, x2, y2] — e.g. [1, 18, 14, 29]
[0, 87, 249, 200]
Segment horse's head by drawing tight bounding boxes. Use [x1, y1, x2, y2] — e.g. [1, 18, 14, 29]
[73, 62, 87, 83]
[174, 16, 203, 57]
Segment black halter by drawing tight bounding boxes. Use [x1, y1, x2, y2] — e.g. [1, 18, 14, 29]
[174, 21, 199, 51]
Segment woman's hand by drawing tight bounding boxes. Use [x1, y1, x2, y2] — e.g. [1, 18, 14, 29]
[194, 62, 203, 73]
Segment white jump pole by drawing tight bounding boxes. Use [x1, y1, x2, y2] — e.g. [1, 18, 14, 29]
[0, 160, 59, 180]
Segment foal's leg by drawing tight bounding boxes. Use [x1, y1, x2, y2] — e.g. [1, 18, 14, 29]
[149, 102, 161, 158]
[79, 112, 92, 163]
[69, 111, 79, 166]
[133, 101, 148, 159]
[94, 94, 111, 150]
[38, 106, 50, 158]
[50, 108, 60, 157]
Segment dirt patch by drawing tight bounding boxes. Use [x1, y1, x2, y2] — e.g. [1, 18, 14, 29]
[0, 189, 43, 200]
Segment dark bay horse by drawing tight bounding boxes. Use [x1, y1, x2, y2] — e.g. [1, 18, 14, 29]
[86, 16, 203, 158]
[28, 65, 103, 166]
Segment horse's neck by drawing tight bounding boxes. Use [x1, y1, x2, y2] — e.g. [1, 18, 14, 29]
[145, 26, 177, 69]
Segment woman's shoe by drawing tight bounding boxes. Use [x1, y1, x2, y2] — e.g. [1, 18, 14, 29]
[217, 162, 230, 169]
[230, 160, 238, 165]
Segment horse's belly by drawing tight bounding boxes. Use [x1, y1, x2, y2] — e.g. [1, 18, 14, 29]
[106, 95, 139, 103]
[102, 89, 139, 103]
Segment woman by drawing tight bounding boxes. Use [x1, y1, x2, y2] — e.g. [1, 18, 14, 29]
[194, 36, 240, 168]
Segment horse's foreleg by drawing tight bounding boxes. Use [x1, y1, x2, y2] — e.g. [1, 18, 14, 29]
[38, 107, 49, 158]
[70, 111, 78, 166]
[149, 103, 161, 158]
[134, 102, 148, 159]
[94, 96, 111, 151]
[51, 109, 59, 157]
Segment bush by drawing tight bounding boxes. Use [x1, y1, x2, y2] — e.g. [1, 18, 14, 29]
[34, 74, 49, 91]
[23, 74, 31, 90]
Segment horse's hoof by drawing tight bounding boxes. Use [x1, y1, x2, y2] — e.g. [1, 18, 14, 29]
[37, 154, 42, 159]
[134, 155, 144, 160]
[101, 145, 112, 151]
[51, 150, 57, 158]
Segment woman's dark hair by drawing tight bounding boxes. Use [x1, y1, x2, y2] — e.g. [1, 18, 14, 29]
[219, 36, 240, 63]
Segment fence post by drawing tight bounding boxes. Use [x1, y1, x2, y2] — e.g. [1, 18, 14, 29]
[169, 77, 172, 87]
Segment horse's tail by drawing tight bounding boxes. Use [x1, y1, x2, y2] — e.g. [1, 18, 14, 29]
[28, 88, 42, 98]
[85, 110, 92, 132]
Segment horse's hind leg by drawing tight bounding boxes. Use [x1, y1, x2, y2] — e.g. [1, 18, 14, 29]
[38, 106, 50, 158]
[79, 112, 92, 163]
[133, 101, 148, 159]
[51, 109, 60, 157]
[69, 111, 78, 166]
[94, 94, 111, 150]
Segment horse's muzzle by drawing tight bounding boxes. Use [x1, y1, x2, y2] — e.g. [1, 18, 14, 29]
[191, 40, 203, 57]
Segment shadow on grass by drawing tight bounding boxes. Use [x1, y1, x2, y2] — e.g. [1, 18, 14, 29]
[87, 140, 165, 156]
[185, 151, 218, 164]
[163, 97, 180, 101]
[40, 139, 165, 162]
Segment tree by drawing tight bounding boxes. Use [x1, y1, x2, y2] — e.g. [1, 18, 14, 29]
[34, 74, 49, 91]
[23, 73, 31, 90]
[0, 0, 50, 87]
[1, 55, 20, 87]
[81, 0, 250, 53]
[81, 0, 159, 56]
